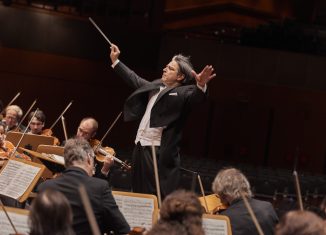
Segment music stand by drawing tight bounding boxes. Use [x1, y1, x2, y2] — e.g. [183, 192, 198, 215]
[6, 132, 55, 152]
[20, 146, 66, 174]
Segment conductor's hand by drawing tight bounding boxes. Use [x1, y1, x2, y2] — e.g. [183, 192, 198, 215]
[101, 155, 114, 176]
[110, 44, 120, 64]
[191, 65, 216, 88]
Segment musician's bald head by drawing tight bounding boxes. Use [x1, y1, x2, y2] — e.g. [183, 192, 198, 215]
[76, 117, 98, 141]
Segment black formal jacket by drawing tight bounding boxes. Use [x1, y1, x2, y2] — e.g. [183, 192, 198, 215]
[114, 61, 207, 196]
[220, 198, 279, 235]
[37, 166, 130, 235]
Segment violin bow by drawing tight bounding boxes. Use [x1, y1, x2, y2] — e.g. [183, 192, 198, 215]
[0, 198, 19, 234]
[151, 143, 162, 208]
[94, 111, 122, 151]
[240, 192, 265, 235]
[0, 92, 21, 116]
[197, 174, 209, 213]
[15, 99, 37, 132]
[9, 108, 39, 158]
[293, 147, 304, 211]
[293, 170, 304, 211]
[78, 185, 101, 235]
[88, 17, 113, 46]
[94, 111, 131, 170]
[49, 101, 73, 130]
[61, 116, 68, 141]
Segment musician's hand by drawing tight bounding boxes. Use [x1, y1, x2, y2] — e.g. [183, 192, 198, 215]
[101, 155, 114, 175]
[110, 44, 120, 64]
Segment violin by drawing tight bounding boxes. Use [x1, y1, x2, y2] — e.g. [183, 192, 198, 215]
[128, 227, 146, 235]
[89, 139, 131, 171]
[198, 194, 228, 214]
[41, 129, 60, 145]
[0, 140, 31, 167]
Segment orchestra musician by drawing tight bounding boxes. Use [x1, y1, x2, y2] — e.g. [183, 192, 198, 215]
[75, 117, 114, 181]
[0, 122, 31, 168]
[275, 210, 326, 235]
[28, 189, 75, 235]
[1, 105, 25, 132]
[147, 190, 205, 235]
[109, 43, 216, 197]
[27, 110, 60, 145]
[0, 122, 14, 167]
[212, 168, 279, 235]
[27, 110, 45, 135]
[37, 138, 130, 235]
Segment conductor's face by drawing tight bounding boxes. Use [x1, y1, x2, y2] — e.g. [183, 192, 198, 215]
[162, 60, 185, 87]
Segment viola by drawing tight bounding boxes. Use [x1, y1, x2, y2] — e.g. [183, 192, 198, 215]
[89, 139, 131, 171]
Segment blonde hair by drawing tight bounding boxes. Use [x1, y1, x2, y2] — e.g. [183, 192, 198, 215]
[212, 168, 252, 203]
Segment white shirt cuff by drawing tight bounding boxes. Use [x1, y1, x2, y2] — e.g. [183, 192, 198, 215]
[111, 59, 120, 68]
[197, 83, 207, 92]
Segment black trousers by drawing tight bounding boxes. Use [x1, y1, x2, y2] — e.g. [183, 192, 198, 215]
[131, 142, 181, 198]
[132, 143, 160, 196]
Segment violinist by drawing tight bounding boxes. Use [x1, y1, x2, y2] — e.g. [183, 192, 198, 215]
[147, 190, 204, 235]
[76, 117, 114, 181]
[0, 122, 31, 168]
[212, 168, 278, 235]
[1, 105, 25, 132]
[27, 110, 45, 135]
[27, 110, 60, 145]
[0, 122, 14, 167]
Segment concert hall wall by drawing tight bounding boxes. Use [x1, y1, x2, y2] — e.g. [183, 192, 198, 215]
[1, 5, 326, 173]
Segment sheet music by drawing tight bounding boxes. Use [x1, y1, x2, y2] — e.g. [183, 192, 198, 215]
[113, 194, 155, 230]
[44, 153, 65, 165]
[0, 211, 30, 235]
[203, 217, 228, 235]
[0, 160, 40, 199]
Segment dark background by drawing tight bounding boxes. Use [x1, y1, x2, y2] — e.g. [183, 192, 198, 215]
[1, 0, 326, 174]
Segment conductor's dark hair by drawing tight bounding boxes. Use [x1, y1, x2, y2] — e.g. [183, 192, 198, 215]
[173, 54, 194, 85]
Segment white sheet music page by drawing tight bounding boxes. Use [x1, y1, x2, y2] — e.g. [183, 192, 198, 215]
[0, 210, 29, 235]
[44, 153, 65, 165]
[203, 217, 228, 235]
[114, 195, 155, 230]
[0, 159, 40, 199]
